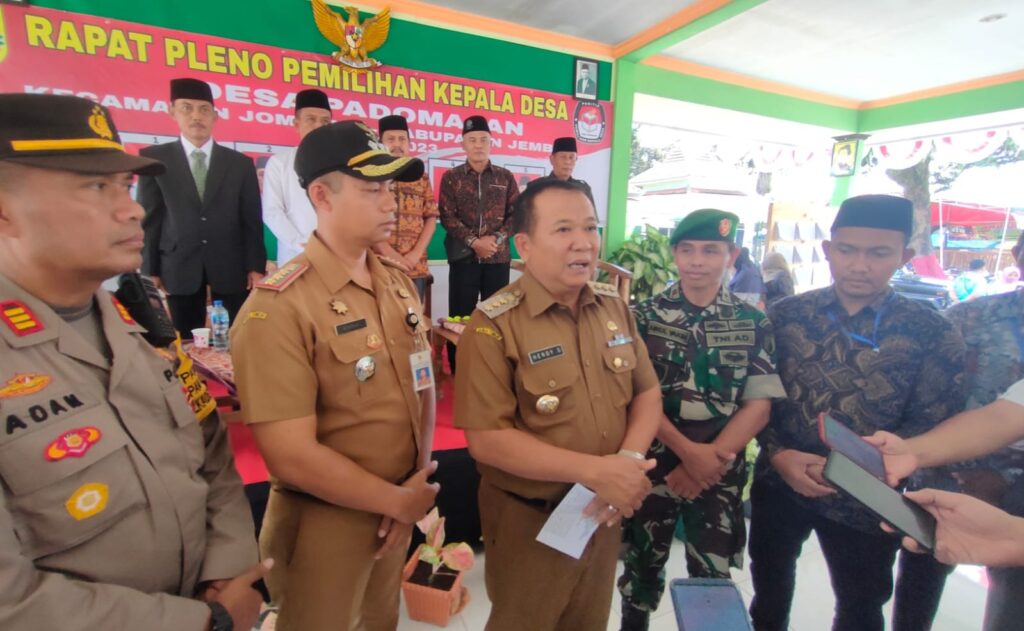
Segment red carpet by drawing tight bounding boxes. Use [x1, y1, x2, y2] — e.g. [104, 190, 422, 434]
[209, 379, 467, 485]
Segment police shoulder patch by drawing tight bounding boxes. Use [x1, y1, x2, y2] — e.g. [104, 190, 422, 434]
[377, 254, 409, 271]
[588, 281, 621, 298]
[255, 262, 308, 292]
[478, 290, 522, 318]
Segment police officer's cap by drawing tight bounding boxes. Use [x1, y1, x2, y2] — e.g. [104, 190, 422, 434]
[295, 120, 424, 188]
[670, 209, 739, 246]
[0, 93, 164, 176]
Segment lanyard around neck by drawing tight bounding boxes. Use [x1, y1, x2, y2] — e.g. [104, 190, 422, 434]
[827, 294, 894, 352]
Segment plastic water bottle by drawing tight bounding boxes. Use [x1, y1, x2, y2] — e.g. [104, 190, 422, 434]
[210, 300, 230, 351]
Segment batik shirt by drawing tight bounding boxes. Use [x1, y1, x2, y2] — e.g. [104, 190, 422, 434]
[758, 287, 967, 533]
[438, 161, 518, 264]
[385, 174, 438, 279]
[634, 283, 785, 446]
[929, 289, 1024, 516]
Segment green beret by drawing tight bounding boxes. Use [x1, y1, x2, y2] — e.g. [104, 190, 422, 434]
[670, 209, 739, 246]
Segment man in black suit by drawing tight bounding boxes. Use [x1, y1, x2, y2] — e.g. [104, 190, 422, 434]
[139, 78, 265, 336]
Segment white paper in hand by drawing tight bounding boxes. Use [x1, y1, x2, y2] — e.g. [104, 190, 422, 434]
[535, 483, 601, 559]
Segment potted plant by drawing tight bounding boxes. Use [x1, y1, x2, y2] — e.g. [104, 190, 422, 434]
[603, 224, 678, 304]
[401, 507, 475, 627]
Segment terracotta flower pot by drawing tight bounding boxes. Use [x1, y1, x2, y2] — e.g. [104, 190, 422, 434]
[401, 545, 469, 627]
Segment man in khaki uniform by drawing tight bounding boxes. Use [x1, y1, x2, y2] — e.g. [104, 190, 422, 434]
[0, 94, 265, 631]
[231, 121, 440, 631]
[455, 178, 663, 630]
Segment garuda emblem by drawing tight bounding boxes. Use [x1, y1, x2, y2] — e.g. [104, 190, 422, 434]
[311, 0, 391, 70]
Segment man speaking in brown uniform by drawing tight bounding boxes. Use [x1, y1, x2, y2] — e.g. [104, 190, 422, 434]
[455, 178, 663, 630]
[0, 94, 265, 630]
[230, 121, 439, 631]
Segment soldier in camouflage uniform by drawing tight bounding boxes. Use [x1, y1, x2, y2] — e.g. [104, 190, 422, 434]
[618, 209, 786, 631]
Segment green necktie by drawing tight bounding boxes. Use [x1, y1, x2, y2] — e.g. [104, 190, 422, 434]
[190, 149, 208, 199]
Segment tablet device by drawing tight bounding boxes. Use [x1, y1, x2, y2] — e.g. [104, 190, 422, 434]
[669, 578, 752, 630]
[823, 451, 936, 551]
[818, 413, 887, 481]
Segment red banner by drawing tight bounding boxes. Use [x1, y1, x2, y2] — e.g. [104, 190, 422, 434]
[0, 5, 613, 216]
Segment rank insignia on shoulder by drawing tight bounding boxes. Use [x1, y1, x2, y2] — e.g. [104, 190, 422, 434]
[110, 296, 136, 325]
[1, 300, 44, 336]
[378, 255, 409, 271]
[479, 290, 522, 317]
[588, 281, 621, 298]
[255, 263, 308, 291]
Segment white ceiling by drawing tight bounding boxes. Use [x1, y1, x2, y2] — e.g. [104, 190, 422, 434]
[662, 0, 1024, 101]
[409, 0, 699, 46]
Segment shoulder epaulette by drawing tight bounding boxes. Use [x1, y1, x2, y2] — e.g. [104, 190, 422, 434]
[254, 262, 308, 292]
[478, 289, 523, 318]
[377, 255, 410, 272]
[588, 281, 622, 299]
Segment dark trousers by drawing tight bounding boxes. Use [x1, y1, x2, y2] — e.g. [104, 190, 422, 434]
[446, 261, 509, 371]
[166, 274, 249, 339]
[892, 548, 953, 631]
[985, 566, 1024, 631]
[748, 480, 901, 631]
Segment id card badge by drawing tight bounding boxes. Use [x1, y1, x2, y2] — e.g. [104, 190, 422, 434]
[410, 349, 434, 391]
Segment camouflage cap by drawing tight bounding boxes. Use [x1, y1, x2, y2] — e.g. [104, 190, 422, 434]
[670, 208, 739, 246]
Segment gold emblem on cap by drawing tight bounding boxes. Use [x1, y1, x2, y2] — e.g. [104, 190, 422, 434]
[398, 287, 411, 299]
[536, 395, 560, 415]
[719, 218, 732, 237]
[330, 299, 348, 315]
[366, 333, 383, 349]
[607, 320, 619, 332]
[88, 106, 114, 140]
[613, 357, 623, 369]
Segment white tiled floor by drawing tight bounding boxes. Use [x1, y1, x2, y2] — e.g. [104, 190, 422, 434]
[397, 533, 988, 630]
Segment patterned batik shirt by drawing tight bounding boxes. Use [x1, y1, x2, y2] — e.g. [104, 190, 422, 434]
[758, 286, 967, 533]
[438, 161, 518, 264]
[634, 283, 786, 446]
[385, 174, 438, 279]
[925, 289, 1024, 516]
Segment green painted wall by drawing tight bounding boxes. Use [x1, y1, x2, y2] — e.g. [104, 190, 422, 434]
[633, 64, 859, 131]
[859, 80, 1024, 132]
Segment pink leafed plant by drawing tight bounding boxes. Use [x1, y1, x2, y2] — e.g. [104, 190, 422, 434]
[415, 507, 475, 584]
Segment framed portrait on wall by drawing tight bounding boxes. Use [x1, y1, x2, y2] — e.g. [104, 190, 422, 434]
[830, 139, 858, 177]
[574, 58, 599, 100]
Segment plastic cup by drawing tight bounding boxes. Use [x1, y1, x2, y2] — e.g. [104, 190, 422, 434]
[191, 327, 211, 349]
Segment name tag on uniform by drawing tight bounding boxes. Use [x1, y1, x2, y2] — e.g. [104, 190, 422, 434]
[410, 350, 434, 392]
[707, 330, 756, 347]
[729, 319, 755, 330]
[335, 319, 367, 335]
[648, 322, 690, 345]
[528, 345, 564, 364]
[607, 334, 633, 347]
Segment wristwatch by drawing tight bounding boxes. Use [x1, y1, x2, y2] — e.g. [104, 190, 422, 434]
[207, 602, 234, 631]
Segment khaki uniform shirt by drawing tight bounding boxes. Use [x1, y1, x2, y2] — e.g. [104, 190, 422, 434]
[0, 273, 256, 630]
[231, 234, 429, 486]
[454, 271, 659, 501]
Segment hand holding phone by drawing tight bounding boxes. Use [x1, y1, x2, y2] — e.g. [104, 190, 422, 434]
[818, 413, 887, 481]
[823, 451, 936, 551]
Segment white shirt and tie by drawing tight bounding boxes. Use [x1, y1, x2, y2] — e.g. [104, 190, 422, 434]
[260, 147, 317, 265]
